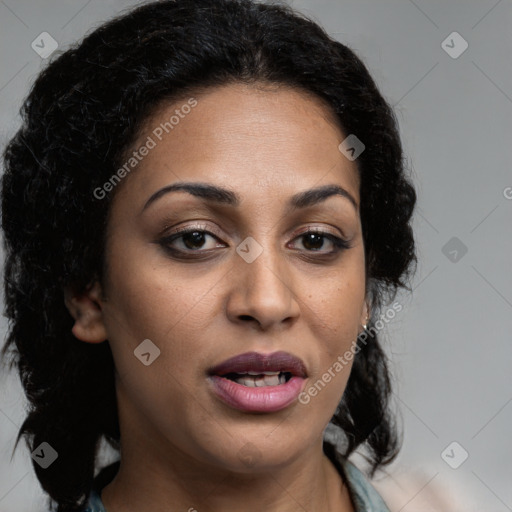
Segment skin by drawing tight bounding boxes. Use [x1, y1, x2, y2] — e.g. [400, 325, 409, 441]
[65, 82, 369, 512]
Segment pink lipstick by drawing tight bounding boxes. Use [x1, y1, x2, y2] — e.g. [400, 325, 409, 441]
[207, 351, 307, 413]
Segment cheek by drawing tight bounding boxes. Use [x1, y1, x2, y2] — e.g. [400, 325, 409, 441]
[297, 276, 362, 418]
[101, 263, 214, 430]
[102, 242, 224, 375]
[306, 272, 365, 356]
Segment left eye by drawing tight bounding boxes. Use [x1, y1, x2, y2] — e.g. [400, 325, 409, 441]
[290, 230, 346, 252]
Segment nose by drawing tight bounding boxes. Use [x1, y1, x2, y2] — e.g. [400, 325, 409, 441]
[226, 242, 301, 331]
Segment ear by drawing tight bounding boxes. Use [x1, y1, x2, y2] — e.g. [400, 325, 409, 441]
[64, 281, 107, 343]
[360, 299, 370, 328]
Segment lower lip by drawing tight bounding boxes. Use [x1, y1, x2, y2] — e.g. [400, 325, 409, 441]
[208, 375, 306, 413]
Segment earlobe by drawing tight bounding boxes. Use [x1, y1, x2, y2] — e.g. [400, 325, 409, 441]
[360, 300, 370, 328]
[63, 281, 108, 343]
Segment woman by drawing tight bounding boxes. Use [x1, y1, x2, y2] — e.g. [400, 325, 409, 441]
[0, 1, 416, 511]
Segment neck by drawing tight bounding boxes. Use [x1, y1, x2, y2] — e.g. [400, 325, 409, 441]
[100, 438, 354, 512]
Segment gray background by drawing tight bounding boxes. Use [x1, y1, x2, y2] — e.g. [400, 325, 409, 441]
[1, 1, 511, 511]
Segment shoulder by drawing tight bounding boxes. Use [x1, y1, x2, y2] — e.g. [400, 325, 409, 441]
[339, 457, 391, 512]
[82, 489, 107, 512]
[323, 439, 391, 512]
[81, 460, 119, 512]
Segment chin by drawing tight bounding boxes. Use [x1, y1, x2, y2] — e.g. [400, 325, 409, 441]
[203, 434, 307, 475]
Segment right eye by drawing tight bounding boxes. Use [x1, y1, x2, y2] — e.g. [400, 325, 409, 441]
[159, 226, 227, 257]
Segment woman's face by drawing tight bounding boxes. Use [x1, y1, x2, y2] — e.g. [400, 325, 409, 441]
[95, 82, 367, 473]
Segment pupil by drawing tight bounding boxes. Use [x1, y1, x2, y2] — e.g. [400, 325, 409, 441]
[303, 233, 323, 250]
[183, 231, 205, 249]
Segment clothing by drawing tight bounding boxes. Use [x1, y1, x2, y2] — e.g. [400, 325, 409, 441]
[83, 440, 390, 512]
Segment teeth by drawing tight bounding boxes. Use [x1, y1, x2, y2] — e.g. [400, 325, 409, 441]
[263, 374, 280, 386]
[232, 374, 285, 387]
[246, 371, 281, 376]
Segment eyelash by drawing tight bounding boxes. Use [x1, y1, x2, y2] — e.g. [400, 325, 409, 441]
[158, 224, 352, 259]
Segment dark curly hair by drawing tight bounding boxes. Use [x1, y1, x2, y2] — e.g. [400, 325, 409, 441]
[1, 0, 417, 510]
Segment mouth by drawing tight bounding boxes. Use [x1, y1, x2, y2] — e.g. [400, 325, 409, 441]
[208, 350, 307, 378]
[207, 351, 307, 413]
[218, 370, 293, 387]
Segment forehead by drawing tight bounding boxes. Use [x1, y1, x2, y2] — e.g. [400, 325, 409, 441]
[111, 82, 360, 210]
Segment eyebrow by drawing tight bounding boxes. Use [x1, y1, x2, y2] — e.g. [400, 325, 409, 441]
[141, 181, 358, 213]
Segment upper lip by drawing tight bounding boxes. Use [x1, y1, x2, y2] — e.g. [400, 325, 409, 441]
[208, 351, 307, 378]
